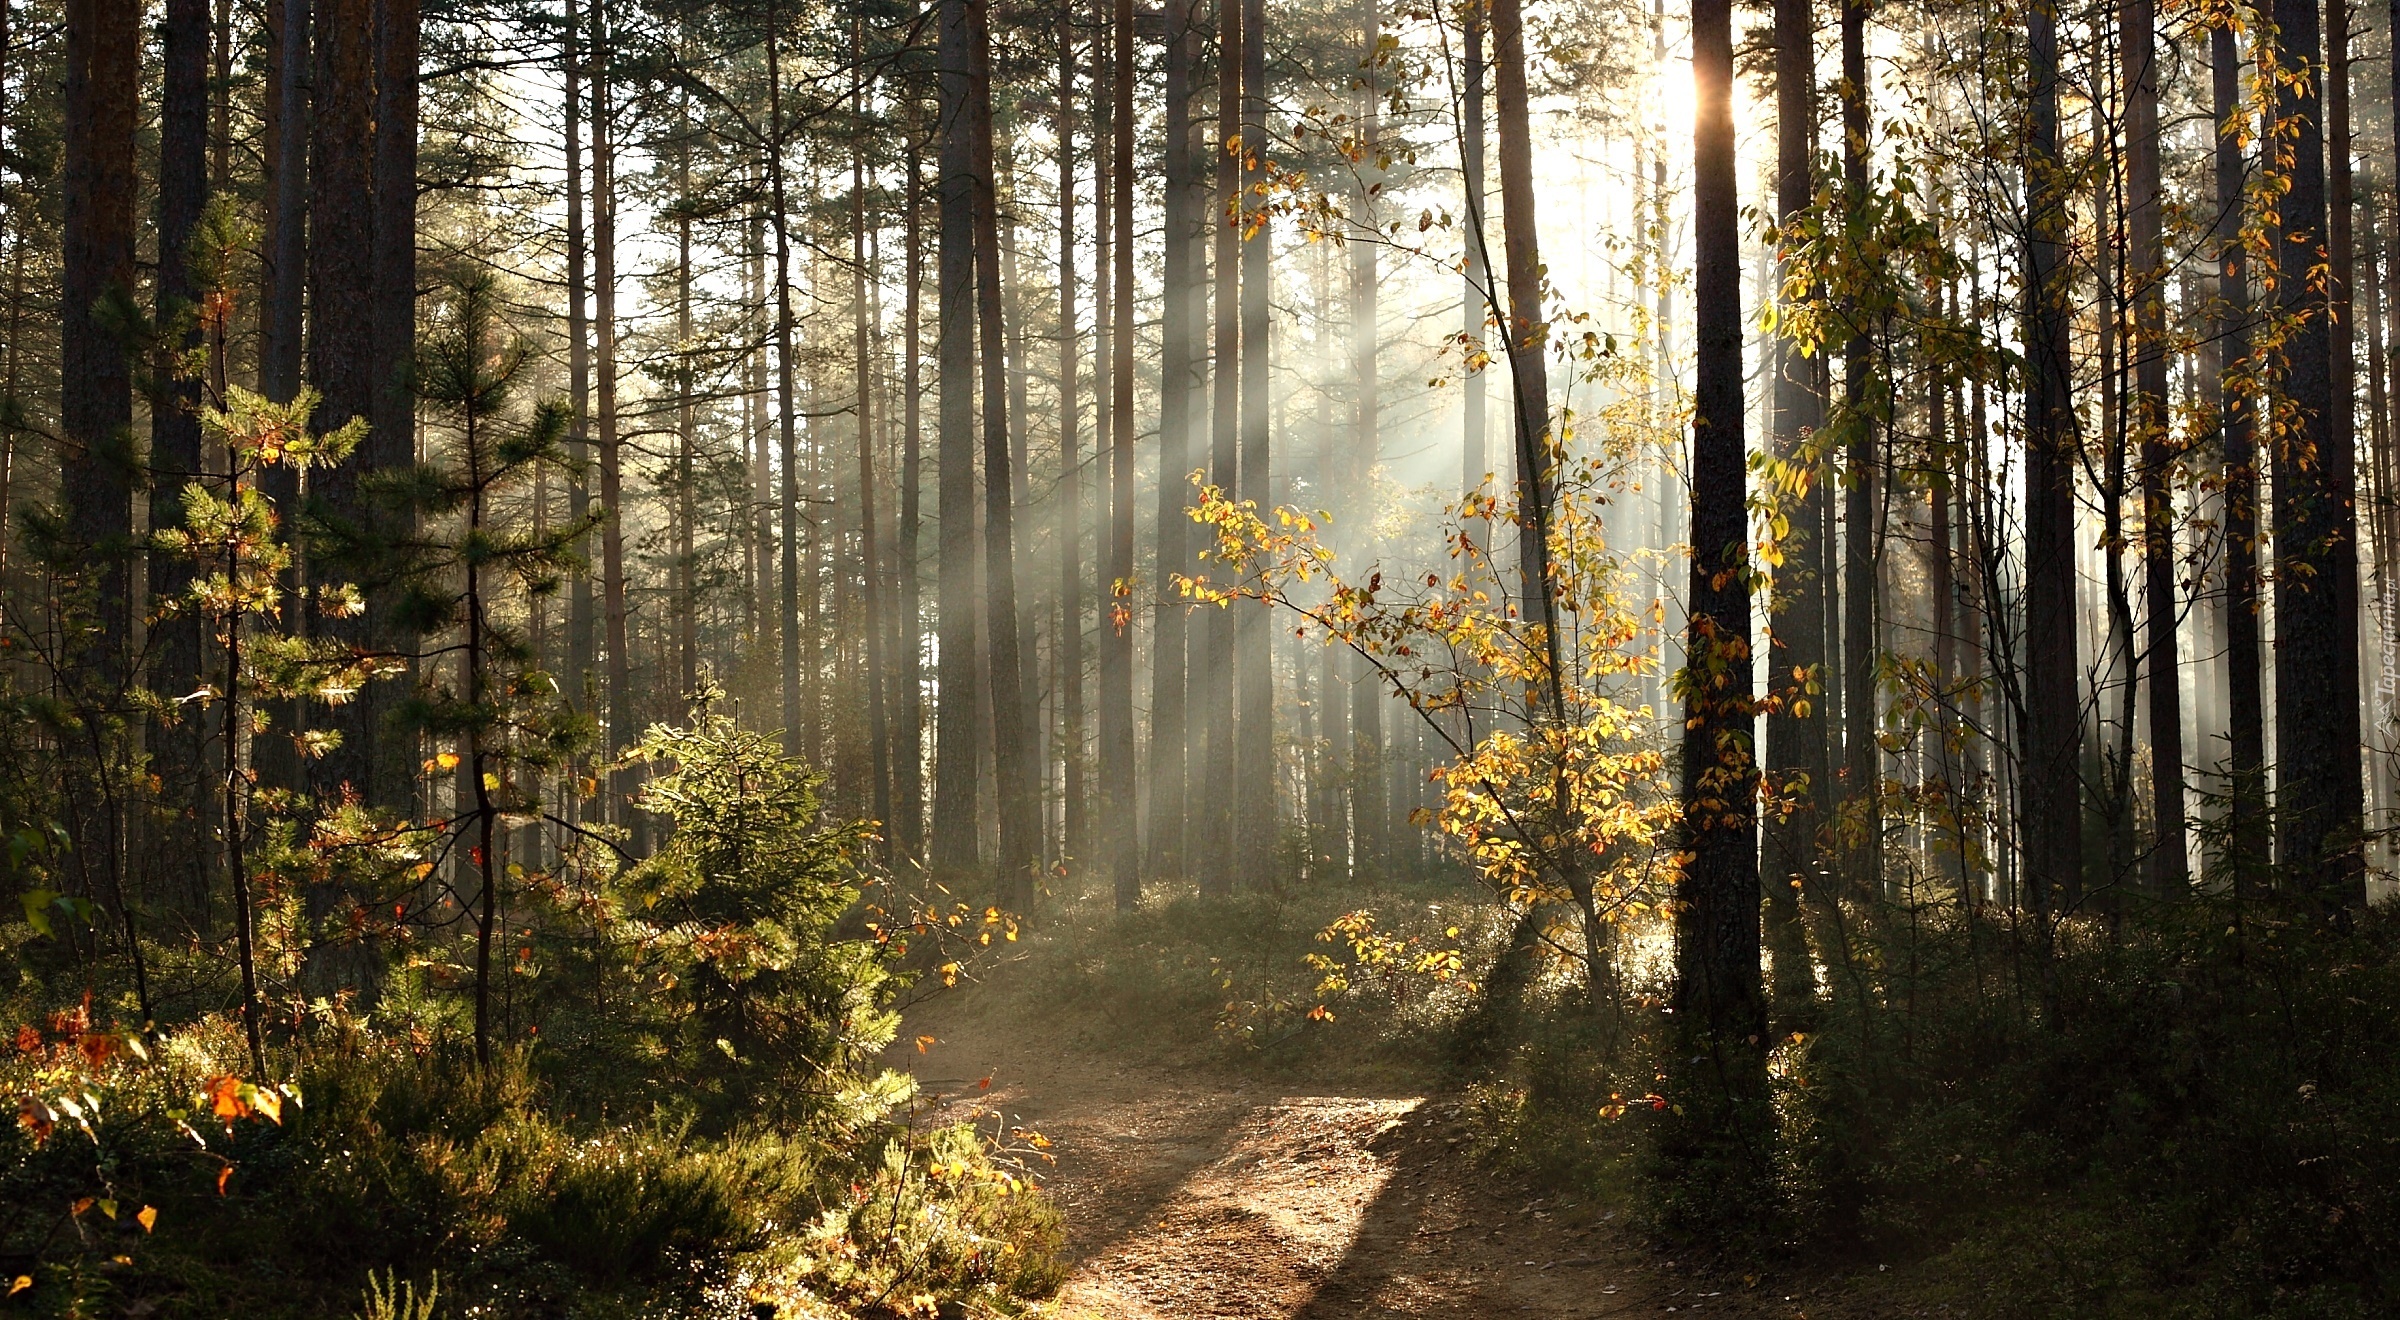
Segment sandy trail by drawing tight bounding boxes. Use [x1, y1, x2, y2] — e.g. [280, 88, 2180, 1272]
[901, 994, 1797, 1319]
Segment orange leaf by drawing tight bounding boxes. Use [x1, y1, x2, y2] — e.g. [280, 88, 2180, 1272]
[977, 1076, 992, 1091]
[215, 1165, 233, 1196]
[915, 1035, 937, 1054]
[136, 1205, 157, 1233]
[8, 1275, 29, 1297]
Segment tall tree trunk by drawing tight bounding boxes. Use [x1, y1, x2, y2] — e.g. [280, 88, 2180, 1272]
[1675, 0, 1768, 1125]
[1234, 0, 1276, 881]
[1102, 0, 1140, 906]
[2215, 23, 2267, 891]
[972, 0, 1039, 908]
[155, 0, 209, 898]
[595, 0, 637, 846]
[253, 0, 303, 797]
[1196, 0, 1242, 895]
[1054, 30, 1086, 875]
[932, 0, 984, 871]
[1350, 2, 1386, 875]
[1462, 0, 1488, 504]
[565, 0, 595, 715]
[1763, 0, 1821, 1015]
[672, 75, 696, 704]
[1489, 0, 1563, 703]
[1838, 0, 1879, 900]
[897, 136, 929, 863]
[306, 0, 375, 790]
[2023, 0, 2080, 925]
[2126, 0, 2182, 893]
[2270, 0, 2363, 897]
[1146, 0, 1201, 883]
[854, 35, 893, 856]
[371, 0, 417, 519]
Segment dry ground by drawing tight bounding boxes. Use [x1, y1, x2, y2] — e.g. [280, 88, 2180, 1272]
[899, 989, 1876, 1320]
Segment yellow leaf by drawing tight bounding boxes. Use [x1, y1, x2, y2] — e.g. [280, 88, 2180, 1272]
[137, 1206, 158, 1233]
[9, 1275, 29, 1296]
[435, 751, 461, 771]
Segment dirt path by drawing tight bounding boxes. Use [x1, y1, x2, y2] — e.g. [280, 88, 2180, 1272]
[901, 994, 1806, 1320]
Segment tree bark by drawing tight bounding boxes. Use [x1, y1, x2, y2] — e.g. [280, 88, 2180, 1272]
[1762, 0, 1822, 1015]
[2023, 0, 2080, 923]
[2212, 23, 2266, 891]
[2269, 0, 2364, 896]
[971, 0, 1039, 908]
[854, 33, 893, 856]
[1350, 2, 1386, 875]
[1489, 0, 1563, 703]
[1100, 0, 1141, 907]
[1146, 0, 1202, 884]
[1838, 0, 1879, 900]
[1675, 0, 1768, 1112]
[897, 135, 930, 862]
[595, 0, 637, 845]
[1196, 0, 1242, 896]
[1232, 0, 1277, 883]
[2125, 0, 2182, 893]
[565, 0, 595, 712]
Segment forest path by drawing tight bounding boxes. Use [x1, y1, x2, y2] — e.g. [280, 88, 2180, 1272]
[900, 988, 1795, 1320]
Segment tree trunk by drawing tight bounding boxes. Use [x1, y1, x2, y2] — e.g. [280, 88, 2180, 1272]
[1146, 0, 1202, 884]
[1196, 0, 1242, 895]
[1052, 29, 1086, 875]
[1462, 0, 1488, 504]
[56, 0, 137, 688]
[1233, 0, 1276, 882]
[854, 35, 893, 856]
[565, 0, 595, 716]
[1489, 0, 1563, 702]
[2212, 23, 2267, 893]
[971, 0, 1039, 909]
[2270, 0, 2364, 897]
[1762, 0, 1821, 1016]
[1675, 0, 1768, 1114]
[154, 0, 209, 898]
[897, 136, 929, 863]
[1350, 1, 1386, 875]
[2126, 0, 2182, 893]
[1838, 0, 1879, 900]
[932, 0, 984, 872]
[1101, 0, 1140, 907]
[594, 0, 637, 846]
[2023, 0, 2080, 924]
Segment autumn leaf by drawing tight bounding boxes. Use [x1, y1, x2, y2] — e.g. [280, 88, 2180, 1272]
[137, 1205, 158, 1233]
[915, 1035, 937, 1054]
[9, 1275, 29, 1297]
[215, 1165, 233, 1196]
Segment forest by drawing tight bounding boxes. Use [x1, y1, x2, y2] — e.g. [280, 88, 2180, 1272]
[5, 0, 2400, 1309]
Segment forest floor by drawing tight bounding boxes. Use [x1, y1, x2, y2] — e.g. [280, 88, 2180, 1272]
[899, 974, 1914, 1320]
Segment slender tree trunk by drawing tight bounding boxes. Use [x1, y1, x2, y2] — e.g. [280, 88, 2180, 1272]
[1675, 0, 1768, 1126]
[2270, 0, 2363, 896]
[1762, 0, 1822, 1016]
[2024, 0, 2080, 925]
[1838, 0, 1880, 900]
[1197, 0, 1241, 895]
[1057, 16, 1087, 875]
[1146, 0, 1201, 883]
[1462, 0, 1488, 504]
[1350, 3, 1386, 874]
[59, 0, 136, 679]
[565, 0, 595, 711]
[932, 0, 985, 871]
[155, 0, 209, 897]
[2125, 0, 2182, 893]
[1102, 0, 1140, 906]
[854, 35, 893, 856]
[594, 0, 637, 846]
[675, 79, 697, 703]
[2214, 23, 2266, 892]
[1489, 0, 1563, 701]
[1233, 0, 1276, 882]
[898, 137, 929, 863]
[305, 0, 376, 791]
